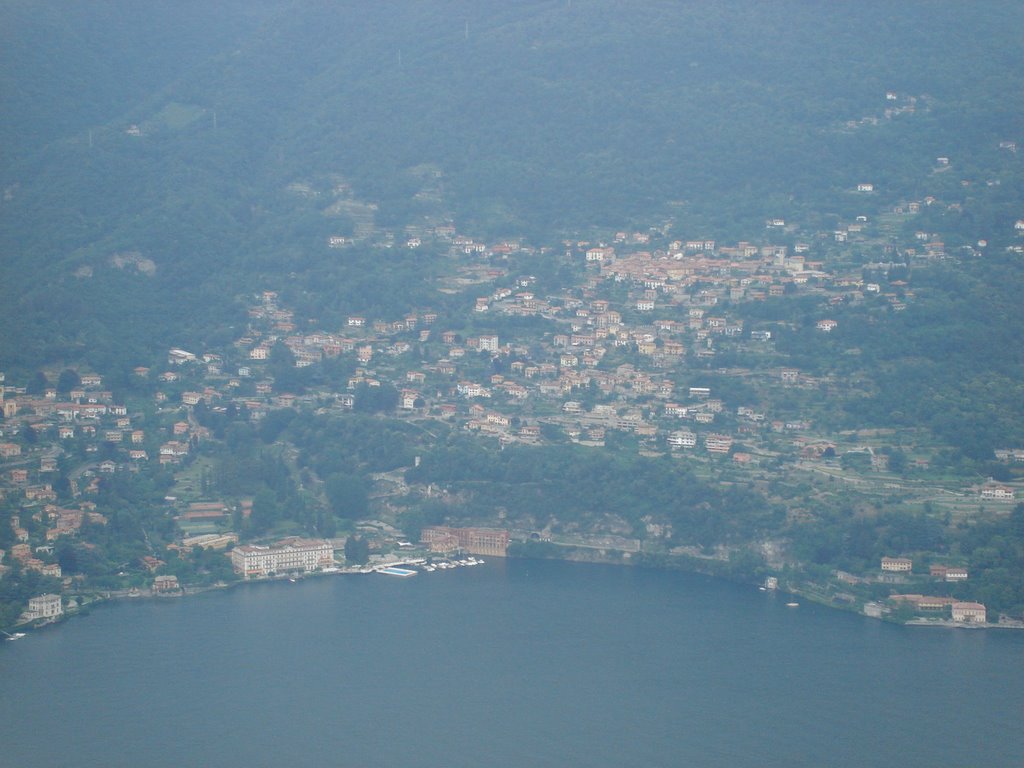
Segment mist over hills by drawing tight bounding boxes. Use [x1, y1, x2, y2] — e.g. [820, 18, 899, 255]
[1, 1, 1022, 374]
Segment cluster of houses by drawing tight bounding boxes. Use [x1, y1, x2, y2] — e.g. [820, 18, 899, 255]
[198, 219, 930, 470]
[223, 292, 813, 458]
[0, 368, 211, 474]
[2, 514, 64, 579]
[0, 209, 997, 488]
[877, 557, 987, 623]
[1, 187, 1019, 626]
[0, 367, 218, 603]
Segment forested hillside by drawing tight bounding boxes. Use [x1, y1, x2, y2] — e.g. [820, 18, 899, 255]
[2, 1, 1022, 374]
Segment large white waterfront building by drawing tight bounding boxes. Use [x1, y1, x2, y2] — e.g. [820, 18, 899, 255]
[231, 538, 334, 579]
[23, 593, 63, 621]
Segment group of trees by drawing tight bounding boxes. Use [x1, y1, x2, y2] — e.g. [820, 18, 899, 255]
[406, 437, 784, 548]
[783, 497, 1024, 617]
[766, 250, 1024, 463]
[23, 368, 81, 395]
[203, 409, 429, 537]
[957, 505, 1024, 616]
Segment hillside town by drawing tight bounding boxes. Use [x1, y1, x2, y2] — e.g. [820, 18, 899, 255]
[2, 186, 1023, 631]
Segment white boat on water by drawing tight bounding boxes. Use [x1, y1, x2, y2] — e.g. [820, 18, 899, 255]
[6, 632, 26, 641]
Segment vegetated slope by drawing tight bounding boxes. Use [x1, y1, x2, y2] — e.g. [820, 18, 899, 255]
[1, 1, 1022, 376]
[848, 255, 1024, 461]
[0, 0, 289, 157]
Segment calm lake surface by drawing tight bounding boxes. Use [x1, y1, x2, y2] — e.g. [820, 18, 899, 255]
[2, 559, 1022, 767]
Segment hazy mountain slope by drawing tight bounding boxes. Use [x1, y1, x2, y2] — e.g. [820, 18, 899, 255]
[1, 1, 1022, 376]
[0, 0, 289, 157]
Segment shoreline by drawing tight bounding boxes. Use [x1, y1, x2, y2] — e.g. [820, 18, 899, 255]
[507, 543, 1024, 631]
[9, 550, 1022, 637]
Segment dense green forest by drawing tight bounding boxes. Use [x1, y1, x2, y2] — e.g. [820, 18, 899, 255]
[763, 248, 1024, 461]
[404, 437, 784, 546]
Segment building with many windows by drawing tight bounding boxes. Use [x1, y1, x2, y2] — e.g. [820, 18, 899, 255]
[421, 526, 510, 557]
[881, 557, 913, 572]
[230, 538, 334, 579]
[951, 602, 987, 624]
[668, 430, 697, 449]
[152, 575, 181, 593]
[23, 593, 63, 621]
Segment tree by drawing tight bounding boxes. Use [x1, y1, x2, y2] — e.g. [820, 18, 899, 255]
[840, 451, 871, 472]
[268, 342, 306, 393]
[27, 371, 48, 395]
[887, 449, 907, 474]
[55, 539, 80, 573]
[353, 382, 399, 413]
[325, 472, 369, 520]
[398, 509, 425, 541]
[344, 535, 369, 565]
[57, 368, 81, 394]
[315, 510, 337, 538]
[259, 408, 297, 444]
[249, 489, 280, 534]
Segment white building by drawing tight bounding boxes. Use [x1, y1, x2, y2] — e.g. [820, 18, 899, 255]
[668, 430, 697, 449]
[881, 557, 913, 572]
[25, 593, 63, 621]
[167, 349, 196, 365]
[456, 381, 488, 398]
[231, 538, 334, 579]
[704, 434, 733, 454]
[981, 487, 1015, 501]
[951, 602, 986, 624]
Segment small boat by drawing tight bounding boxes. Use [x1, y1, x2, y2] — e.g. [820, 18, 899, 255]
[786, 602, 800, 608]
[6, 632, 26, 641]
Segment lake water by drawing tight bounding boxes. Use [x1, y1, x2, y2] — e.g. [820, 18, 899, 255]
[1, 559, 1022, 767]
